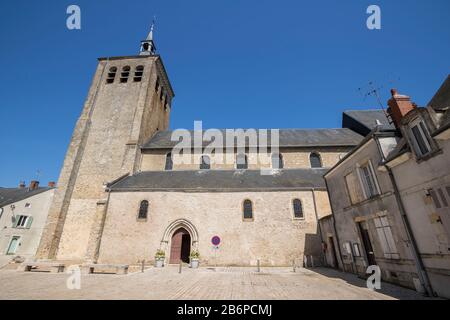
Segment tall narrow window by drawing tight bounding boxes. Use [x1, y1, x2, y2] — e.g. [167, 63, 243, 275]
[200, 155, 210, 170]
[106, 67, 117, 84]
[155, 78, 160, 91]
[310, 152, 322, 168]
[165, 152, 173, 171]
[120, 66, 130, 83]
[6, 236, 20, 255]
[138, 200, 149, 219]
[292, 199, 304, 219]
[359, 161, 379, 199]
[243, 199, 253, 220]
[134, 65, 144, 82]
[272, 153, 283, 169]
[410, 120, 431, 157]
[236, 153, 248, 169]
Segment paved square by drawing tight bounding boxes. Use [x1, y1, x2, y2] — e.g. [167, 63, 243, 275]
[0, 266, 433, 300]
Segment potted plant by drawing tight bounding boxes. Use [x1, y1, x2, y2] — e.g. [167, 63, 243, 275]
[190, 250, 200, 268]
[154, 249, 165, 267]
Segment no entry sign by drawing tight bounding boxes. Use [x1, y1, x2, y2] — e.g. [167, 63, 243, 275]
[211, 235, 221, 246]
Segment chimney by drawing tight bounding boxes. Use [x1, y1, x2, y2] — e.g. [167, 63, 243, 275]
[48, 181, 56, 188]
[29, 180, 39, 190]
[18, 181, 26, 189]
[387, 88, 416, 129]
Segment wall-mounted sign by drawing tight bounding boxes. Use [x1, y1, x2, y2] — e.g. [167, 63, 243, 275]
[211, 235, 221, 246]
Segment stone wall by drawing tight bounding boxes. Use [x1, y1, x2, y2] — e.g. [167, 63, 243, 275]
[140, 147, 349, 171]
[97, 190, 330, 266]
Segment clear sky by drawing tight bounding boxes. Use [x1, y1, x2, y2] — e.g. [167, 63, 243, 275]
[0, 0, 449, 187]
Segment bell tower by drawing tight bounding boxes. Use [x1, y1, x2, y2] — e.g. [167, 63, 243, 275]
[36, 27, 174, 261]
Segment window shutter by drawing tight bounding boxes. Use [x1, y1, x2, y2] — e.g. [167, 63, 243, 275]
[25, 216, 33, 229]
[12, 216, 18, 228]
[345, 172, 364, 204]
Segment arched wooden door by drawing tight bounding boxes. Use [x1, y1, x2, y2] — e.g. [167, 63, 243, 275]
[169, 228, 191, 264]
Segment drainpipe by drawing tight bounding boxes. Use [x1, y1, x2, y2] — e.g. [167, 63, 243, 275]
[324, 178, 345, 271]
[384, 164, 434, 296]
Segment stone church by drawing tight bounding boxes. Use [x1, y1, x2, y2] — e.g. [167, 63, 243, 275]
[36, 28, 366, 267]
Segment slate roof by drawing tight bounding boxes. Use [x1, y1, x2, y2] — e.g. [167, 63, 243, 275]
[142, 129, 363, 149]
[109, 169, 329, 192]
[428, 75, 450, 110]
[342, 110, 394, 136]
[0, 187, 53, 208]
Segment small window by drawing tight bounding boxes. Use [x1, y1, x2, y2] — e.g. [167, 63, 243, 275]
[159, 88, 164, 101]
[410, 120, 432, 157]
[310, 152, 322, 168]
[155, 78, 160, 91]
[271, 153, 283, 169]
[243, 199, 253, 220]
[6, 236, 20, 255]
[359, 162, 379, 199]
[13, 215, 32, 229]
[138, 200, 149, 220]
[165, 152, 173, 171]
[352, 243, 361, 257]
[236, 153, 248, 169]
[292, 199, 303, 219]
[200, 155, 210, 170]
[133, 65, 144, 82]
[106, 67, 117, 84]
[120, 66, 130, 83]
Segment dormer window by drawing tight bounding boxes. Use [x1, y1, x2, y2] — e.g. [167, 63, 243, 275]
[409, 118, 432, 158]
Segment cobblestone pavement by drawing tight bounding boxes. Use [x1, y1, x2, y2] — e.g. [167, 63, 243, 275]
[0, 266, 435, 300]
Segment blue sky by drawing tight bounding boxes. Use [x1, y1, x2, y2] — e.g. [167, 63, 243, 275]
[0, 0, 449, 187]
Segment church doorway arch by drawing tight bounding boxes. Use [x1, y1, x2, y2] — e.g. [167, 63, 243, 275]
[160, 219, 199, 264]
[169, 227, 191, 264]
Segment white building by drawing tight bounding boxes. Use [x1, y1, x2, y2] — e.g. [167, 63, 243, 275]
[0, 181, 55, 267]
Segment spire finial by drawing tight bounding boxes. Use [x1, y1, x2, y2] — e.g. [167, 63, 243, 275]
[147, 16, 156, 41]
[140, 16, 157, 55]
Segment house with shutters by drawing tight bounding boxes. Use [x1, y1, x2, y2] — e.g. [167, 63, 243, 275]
[320, 75, 450, 299]
[0, 181, 55, 267]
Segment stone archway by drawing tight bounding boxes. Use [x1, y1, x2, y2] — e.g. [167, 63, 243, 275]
[160, 219, 199, 262]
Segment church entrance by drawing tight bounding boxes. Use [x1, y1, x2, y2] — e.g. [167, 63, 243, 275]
[169, 227, 191, 264]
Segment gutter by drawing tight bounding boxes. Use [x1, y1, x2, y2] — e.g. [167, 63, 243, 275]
[384, 164, 435, 296]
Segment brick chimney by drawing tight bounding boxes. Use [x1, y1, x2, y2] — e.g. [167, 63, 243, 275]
[48, 181, 56, 188]
[18, 181, 26, 189]
[387, 88, 416, 129]
[29, 180, 39, 190]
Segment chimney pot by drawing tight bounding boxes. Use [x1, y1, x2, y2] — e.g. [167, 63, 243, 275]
[29, 180, 39, 190]
[48, 181, 56, 188]
[19, 181, 26, 189]
[390, 88, 398, 96]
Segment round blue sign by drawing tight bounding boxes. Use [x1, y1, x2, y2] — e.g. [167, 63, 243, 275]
[211, 236, 221, 246]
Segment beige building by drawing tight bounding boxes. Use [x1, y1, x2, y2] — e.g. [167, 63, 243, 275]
[35, 29, 365, 267]
[0, 181, 55, 267]
[321, 76, 450, 298]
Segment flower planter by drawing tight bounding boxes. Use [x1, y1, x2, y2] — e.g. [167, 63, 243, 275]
[155, 258, 164, 268]
[190, 258, 199, 269]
